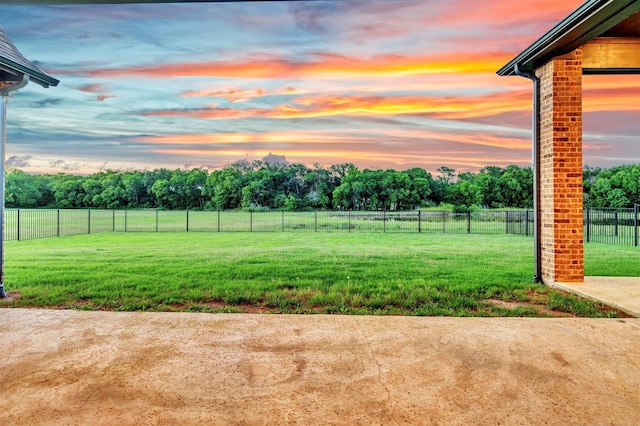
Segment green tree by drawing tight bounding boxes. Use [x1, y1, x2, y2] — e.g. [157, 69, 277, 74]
[610, 164, 640, 206]
[590, 177, 629, 208]
[499, 165, 533, 208]
[476, 166, 505, 208]
[403, 168, 433, 209]
[332, 166, 362, 210]
[303, 164, 332, 209]
[52, 175, 87, 208]
[123, 171, 148, 208]
[204, 166, 245, 210]
[5, 169, 46, 208]
[185, 168, 208, 209]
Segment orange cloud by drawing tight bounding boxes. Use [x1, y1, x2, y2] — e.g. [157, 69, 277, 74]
[66, 51, 513, 80]
[77, 84, 107, 93]
[436, 0, 580, 27]
[136, 126, 530, 152]
[182, 88, 265, 102]
[583, 76, 640, 112]
[142, 90, 531, 121]
[142, 78, 637, 126]
[76, 83, 114, 102]
[131, 115, 536, 172]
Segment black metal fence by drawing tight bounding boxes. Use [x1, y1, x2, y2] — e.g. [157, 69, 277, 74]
[3, 206, 639, 246]
[585, 205, 640, 247]
[5, 209, 532, 240]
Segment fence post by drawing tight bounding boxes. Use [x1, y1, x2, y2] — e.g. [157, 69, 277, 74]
[17, 209, 20, 241]
[186, 210, 189, 232]
[634, 204, 639, 247]
[614, 211, 619, 237]
[442, 211, 446, 233]
[383, 209, 386, 233]
[88, 209, 91, 235]
[467, 210, 471, 234]
[585, 207, 590, 243]
[57, 209, 60, 237]
[505, 211, 509, 235]
[525, 210, 529, 237]
[418, 210, 421, 233]
[112, 210, 115, 232]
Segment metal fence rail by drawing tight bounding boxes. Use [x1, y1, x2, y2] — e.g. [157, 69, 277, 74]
[4, 207, 638, 246]
[585, 206, 640, 247]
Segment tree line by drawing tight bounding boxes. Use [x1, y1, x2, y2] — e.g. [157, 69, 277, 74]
[5, 162, 640, 211]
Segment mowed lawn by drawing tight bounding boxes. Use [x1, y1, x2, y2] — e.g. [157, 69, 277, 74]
[2, 232, 638, 317]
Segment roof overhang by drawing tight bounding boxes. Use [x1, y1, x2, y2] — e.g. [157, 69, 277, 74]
[0, 28, 59, 88]
[497, 0, 640, 76]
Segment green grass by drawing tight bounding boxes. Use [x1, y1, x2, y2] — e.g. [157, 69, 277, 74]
[2, 233, 637, 317]
[585, 243, 640, 276]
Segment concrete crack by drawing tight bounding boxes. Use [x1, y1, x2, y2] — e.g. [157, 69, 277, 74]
[355, 318, 400, 426]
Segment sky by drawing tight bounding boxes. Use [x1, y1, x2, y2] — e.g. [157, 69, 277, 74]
[0, 0, 638, 175]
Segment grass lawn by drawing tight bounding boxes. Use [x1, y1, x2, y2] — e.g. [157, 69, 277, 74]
[2, 233, 637, 317]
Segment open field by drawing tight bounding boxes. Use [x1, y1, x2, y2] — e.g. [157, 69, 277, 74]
[2, 233, 637, 317]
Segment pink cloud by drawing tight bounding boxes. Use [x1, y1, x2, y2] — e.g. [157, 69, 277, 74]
[182, 88, 265, 103]
[60, 51, 514, 80]
[77, 83, 114, 102]
[77, 84, 106, 93]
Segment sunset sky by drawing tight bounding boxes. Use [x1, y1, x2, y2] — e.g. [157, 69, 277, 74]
[1, 0, 638, 175]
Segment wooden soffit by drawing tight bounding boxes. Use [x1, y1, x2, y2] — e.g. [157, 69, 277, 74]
[582, 37, 640, 74]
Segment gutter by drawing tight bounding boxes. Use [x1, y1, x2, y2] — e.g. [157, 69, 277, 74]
[513, 64, 542, 283]
[0, 73, 28, 298]
[0, 58, 58, 89]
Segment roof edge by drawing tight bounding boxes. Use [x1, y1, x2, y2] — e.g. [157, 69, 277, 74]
[0, 58, 60, 88]
[497, 0, 640, 76]
[0, 27, 60, 88]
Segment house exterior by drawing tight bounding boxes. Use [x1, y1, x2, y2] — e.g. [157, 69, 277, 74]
[498, 0, 640, 284]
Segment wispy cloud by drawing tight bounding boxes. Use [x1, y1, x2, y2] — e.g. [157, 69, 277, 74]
[6, 155, 32, 168]
[58, 50, 513, 80]
[181, 87, 265, 102]
[76, 83, 115, 102]
[2, 0, 637, 175]
[141, 90, 531, 121]
[48, 159, 88, 172]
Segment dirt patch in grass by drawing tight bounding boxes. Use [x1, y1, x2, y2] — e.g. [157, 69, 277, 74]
[2, 290, 631, 318]
[485, 299, 575, 317]
[484, 288, 632, 318]
[0, 291, 21, 303]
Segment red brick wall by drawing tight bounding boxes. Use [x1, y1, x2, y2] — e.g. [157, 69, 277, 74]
[536, 49, 584, 283]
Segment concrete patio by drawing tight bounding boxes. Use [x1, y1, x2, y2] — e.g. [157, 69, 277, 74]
[552, 276, 640, 317]
[1, 309, 639, 425]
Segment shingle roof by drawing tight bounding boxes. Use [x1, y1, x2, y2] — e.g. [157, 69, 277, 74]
[497, 0, 640, 76]
[0, 27, 59, 88]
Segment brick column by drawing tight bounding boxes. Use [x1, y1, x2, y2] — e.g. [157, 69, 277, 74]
[536, 49, 584, 283]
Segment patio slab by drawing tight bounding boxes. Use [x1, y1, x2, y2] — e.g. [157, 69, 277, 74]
[1, 309, 640, 425]
[550, 276, 640, 317]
